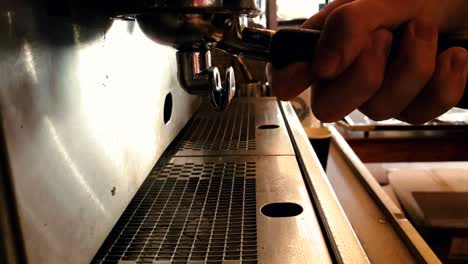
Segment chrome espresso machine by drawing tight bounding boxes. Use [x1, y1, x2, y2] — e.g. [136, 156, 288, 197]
[1, 1, 467, 264]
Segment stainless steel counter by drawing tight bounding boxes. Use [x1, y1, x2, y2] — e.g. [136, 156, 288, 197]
[92, 98, 333, 264]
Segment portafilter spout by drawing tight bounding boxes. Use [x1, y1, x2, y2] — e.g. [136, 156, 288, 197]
[138, 13, 244, 111]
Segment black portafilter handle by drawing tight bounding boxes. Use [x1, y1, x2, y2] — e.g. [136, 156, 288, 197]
[270, 28, 468, 109]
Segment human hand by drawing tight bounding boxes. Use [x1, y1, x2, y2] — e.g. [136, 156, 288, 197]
[268, 0, 468, 124]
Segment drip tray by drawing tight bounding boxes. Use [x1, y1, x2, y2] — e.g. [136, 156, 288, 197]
[92, 99, 331, 264]
[171, 99, 294, 156]
[92, 157, 328, 264]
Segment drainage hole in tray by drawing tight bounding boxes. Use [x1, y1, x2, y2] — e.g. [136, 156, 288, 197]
[261, 202, 303, 217]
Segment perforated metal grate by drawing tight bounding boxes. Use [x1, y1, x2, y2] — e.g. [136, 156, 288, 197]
[175, 101, 256, 151]
[92, 161, 258, 264]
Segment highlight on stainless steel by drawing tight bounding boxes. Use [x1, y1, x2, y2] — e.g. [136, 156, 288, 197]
[206, 67, 225, 110]
[279, 101, 370, 264]
[225, 66, 237, 99]
[212, 66, 236, 111]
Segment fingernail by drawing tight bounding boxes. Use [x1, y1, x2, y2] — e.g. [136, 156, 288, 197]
[412, 19, 435, 42]
[313, 49, 340, 78]
[450, 50, 468, 73]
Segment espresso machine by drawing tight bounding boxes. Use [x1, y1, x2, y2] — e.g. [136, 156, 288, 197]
[1, 1, 468, 264]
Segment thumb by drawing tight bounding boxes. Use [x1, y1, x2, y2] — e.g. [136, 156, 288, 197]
[312, 0, 425, 79]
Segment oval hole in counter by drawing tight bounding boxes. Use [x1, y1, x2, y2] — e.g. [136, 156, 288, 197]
[257, 124, 279, 130]
[261, 202, 303, 217]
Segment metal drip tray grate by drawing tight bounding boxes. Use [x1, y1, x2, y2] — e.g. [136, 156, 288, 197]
[171, 98, 295, 156]
[92, 161, 258, 264]
[175, 101, 256, 151]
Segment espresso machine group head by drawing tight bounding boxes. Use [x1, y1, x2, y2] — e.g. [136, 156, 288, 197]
[64, 0, 468, 110]
[134, 1, 270, 110]
[132, 0, 322, 110]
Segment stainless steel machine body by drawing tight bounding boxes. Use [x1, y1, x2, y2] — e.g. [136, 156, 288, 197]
[0, 1, 200, 263]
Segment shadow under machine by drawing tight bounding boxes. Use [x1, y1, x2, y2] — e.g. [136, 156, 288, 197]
[1, 1, 468, 264]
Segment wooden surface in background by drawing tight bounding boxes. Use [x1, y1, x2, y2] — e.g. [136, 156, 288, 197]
[339, 129, 468, 162]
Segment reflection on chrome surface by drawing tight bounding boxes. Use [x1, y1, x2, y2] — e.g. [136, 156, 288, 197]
[0, 3, 199, 264]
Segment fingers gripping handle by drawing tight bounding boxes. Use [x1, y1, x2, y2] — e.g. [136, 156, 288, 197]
[270, 29, 321, 70]
[439, 34, 468, 109]
[270, 28, 468, 109]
